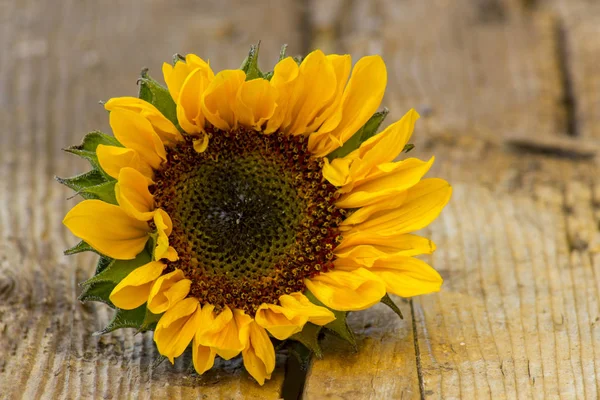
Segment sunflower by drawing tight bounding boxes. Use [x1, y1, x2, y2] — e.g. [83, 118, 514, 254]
[60, 45, 451, 385]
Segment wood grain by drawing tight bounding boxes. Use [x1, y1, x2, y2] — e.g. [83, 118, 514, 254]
[542, 0, 600, 139]
[0, 0, 303, 398]
[303, 301, 419, 400]
[4, 0, 600, 399]
[322, 0, 566, 141]
[306, 0, 600, 399]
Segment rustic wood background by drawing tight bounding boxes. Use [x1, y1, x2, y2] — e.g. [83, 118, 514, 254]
[1, 0, 599, 398]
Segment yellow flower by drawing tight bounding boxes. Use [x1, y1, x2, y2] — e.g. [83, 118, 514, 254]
[62, 47, 451, 385]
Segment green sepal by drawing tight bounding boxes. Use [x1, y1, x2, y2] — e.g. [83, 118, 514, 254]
[263, 44, 289, 81]
[56, 169, 106, 192]
[64, 240, 98, 256]
[138, 309, 162, 333]
[79, 180, 117, 204]
[147, 232, 159, 261]
[78, 280, 116, 308]
[380, 293, 404, 319]
[305, 291, 356, 349]
[172, 53, 185, 65]
[82, 249, 152, 286]
[327, 108, 389, 160]
[152, 354, 168, 368]
[63, 131, 121, 176]
[95, 255, 114, 274]
[403, 143, 415, 153]
[93, 304, 147, 336]
[240, 42, 264, 80]
[279, 44, 288, 61]
[289, 322, 323, 359]
[138, 68, 179, 127]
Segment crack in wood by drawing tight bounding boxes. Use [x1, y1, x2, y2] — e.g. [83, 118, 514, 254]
[555, 18, 578, 136]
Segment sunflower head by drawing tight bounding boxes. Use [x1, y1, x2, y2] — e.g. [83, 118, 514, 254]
[59, 44, 451, 385]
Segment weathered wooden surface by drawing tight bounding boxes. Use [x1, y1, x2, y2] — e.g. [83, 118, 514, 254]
[2, 0, 600, 399]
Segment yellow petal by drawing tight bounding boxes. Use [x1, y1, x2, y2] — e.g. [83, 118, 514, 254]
[153, 209, 178, 261]
[265, 57, 300, 134]
[196, 305, 246, 360]
[370, 256, 443, 297]
[109, 109, 166, 169]
[104, 97, 183, 145]
[240, 321, 276, 386]
[336, 157, 435, 208]
[342, 178, 452, 236]
[348, 109, 420, 181]
[163, 54, 214, 103]
[63, 200, 150, 259]
[335, 233, 436, 268]
[202, 70, 245, 130]
[154, 297, 201, 363]
[147, 269, 191, 314]
[254, 293, 335, 341]
[309, 55, 387, 157]
[177, 66, 213, 134]
[109, 261, 166, 309]
[115, 167, 155, 221]
[322, 155, 352, 187]
[287, 50, 337, 134]
[340, 192, 407, 227]
[193, 133, 210, 153]
[305, 268, 386, 311]
[279, 293, 336, 326]
[235, 78, 278, 129]
[306, 54, 352, 133]
[255, 303, 304, 340]
[192, 338, 216, 375]
[96, 145, 154, 183]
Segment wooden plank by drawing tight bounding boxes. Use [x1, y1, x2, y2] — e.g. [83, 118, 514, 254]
[541, 0, 600, 139]
[408, 135, 600, 399]
[312, 0, 566, 141]
[0, 0, 304, 398]
[303, 301, 419, 399]
[307, 0, 600, 398]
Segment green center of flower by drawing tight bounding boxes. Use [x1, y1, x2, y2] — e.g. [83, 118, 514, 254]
[152, 127, 344, 315]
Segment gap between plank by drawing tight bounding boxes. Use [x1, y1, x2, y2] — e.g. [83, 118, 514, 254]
[410, 299, 427, 400]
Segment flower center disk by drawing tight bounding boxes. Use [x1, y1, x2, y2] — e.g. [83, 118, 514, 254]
[152, 128, 344, 315]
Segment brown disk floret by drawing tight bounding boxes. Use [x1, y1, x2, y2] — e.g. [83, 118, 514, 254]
[151, 127, 345, 315]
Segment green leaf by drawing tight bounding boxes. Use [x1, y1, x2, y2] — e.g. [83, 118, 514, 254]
[304, 291, 356, 349]
[139, 309, 162, 332]
[94, 305, 147, 336]
[64, 240, 98, 256]
[138, 68, 178, 127]
[403, 143, 415, 153]
[78, 280, 116, 308]
[240, 42, 264, 80]
[83, 249, 152, 286]
[327, 108, 389, 160]
[80, 180, 117, 204]
[63, 131, 121, 176]
[58, 169, 117, 203]
[56, 169, 106, 192]
[380, 293, 404, 319]
[96, 255, 114, 274]
[287, 341, 313, 371]
[289, 322, 323, 359]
